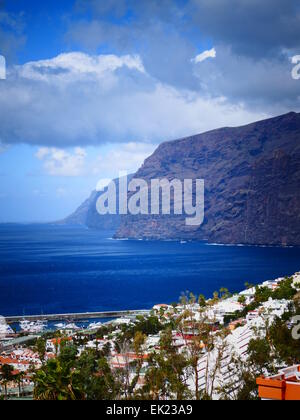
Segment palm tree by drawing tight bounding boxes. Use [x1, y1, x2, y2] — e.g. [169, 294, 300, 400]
[33, 358, 84, 400]
[15, 372, 25, 397]
[0, 364, 14, 399]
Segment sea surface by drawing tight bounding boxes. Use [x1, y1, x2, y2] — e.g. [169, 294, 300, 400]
[0, 224, 300, 317]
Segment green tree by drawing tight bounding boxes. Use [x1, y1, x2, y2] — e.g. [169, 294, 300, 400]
[269, 317, 300, 365]
[126, 331, 147, 397]
[189, 293, 196, 305]
[273, 277, 297, 300]
[247, 338, 274, 375]
[218, 355, 259, 401]
[15, 371, 25, 398]
[238, 295, 246, 305]
[33, 358, 84, 400]
[219, 288, 231, 300]
[198, 294, 207, 308]
[254, 286, 273, 304]
[35, 337, 47, 362]
[211, 291, 220, 304]
[0, 364, 14, 399]
[142, 329, 190, 400]
[75, 349, 121, 400]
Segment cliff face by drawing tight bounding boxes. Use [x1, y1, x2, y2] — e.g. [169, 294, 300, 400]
[116, 112, 300, 246]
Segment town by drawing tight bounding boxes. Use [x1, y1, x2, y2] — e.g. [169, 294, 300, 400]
[1, 272, 300, 400]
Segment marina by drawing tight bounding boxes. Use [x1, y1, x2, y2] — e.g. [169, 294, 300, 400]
[4, 309, 150, 324]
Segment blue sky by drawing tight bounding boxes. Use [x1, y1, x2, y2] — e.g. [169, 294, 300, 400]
[0, 0, 299, 222]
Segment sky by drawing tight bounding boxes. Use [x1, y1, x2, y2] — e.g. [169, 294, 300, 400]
[0, 0, 299, 222]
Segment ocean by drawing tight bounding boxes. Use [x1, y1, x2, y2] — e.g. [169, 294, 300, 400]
[0, 224, 299, 317]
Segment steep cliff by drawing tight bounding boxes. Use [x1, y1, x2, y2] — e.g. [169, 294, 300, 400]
[116, 112, 300, 246]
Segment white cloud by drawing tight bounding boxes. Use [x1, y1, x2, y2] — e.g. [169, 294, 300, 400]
[18, 52, 145, 83]
[0, 51, 269, 148]
[35, 147, 87, 176]
[92, 142, 157, 178]
[35, 147, 50, 160]
[0, 55, 6, 80]
[192, 48, 217, 64]
[35, 142, 156, 179]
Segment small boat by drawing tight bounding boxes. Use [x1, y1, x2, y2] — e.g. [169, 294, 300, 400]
[64, 323, 80, 330]
[19, 319, 47, 333]
[88, 322, 102, 330]
[0, 318, 14, 336]
[54, 323, 66, 329]
[54, 322, 79, 330]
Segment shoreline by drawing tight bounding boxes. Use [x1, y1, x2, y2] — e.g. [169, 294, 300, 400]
[4, 270, 300, 322]
[0, 224, 299, 248]
[4, 309, 150, 324]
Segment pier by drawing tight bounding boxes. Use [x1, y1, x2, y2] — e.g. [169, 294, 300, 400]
[5, 309, 150, 323]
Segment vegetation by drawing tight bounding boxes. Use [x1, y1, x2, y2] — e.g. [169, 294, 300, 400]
[18, 277, 300, 400]
[0, 364, 14, 399]
[225, 277, 297, 324]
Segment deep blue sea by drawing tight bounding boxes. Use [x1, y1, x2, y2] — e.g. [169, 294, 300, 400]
[0, 224, 299, 317]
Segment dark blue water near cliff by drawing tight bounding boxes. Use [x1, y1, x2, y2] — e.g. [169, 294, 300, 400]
[0, 224, 299, 316]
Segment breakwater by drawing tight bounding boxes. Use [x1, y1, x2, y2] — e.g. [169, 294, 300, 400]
[5, 309, 150, 323]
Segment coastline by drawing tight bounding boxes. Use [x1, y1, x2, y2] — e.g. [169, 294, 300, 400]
[3, 270, 299, 322]
[1, 223, 299, 248]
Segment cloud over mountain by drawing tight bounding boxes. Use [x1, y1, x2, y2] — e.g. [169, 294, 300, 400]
[0, 52, 267, 148]
[0, 0, 299, 150]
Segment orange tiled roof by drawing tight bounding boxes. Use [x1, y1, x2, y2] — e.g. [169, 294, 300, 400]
[0, 356, 16, 365]
[257, 365, 300, 400]
[50, 337, 72, 345]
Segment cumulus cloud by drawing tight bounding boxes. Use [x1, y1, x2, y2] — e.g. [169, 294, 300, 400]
[67, 0, 300, 108]
[192, 48, 216, 64]
[35, 147, 87, 176]
[0, 1, 298, 152]
[35, 142, 157, 178]
[92, 142, 157, 177]
[66, 19, 198, 90]
[0, 51, 270, 149]
[18, 52, 145, 82]
[67, 0, 200, 90]
[192, 46, 300, 110]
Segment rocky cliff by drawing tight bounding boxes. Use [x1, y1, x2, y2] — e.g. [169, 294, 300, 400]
[115, 112, 300, 246]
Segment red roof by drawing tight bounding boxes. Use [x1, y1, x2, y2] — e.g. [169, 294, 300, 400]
[50, 337, 72, 345]
[0, 356, 16, 365]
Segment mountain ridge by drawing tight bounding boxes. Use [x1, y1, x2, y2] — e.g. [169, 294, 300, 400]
[62, 111, 300, 246]
[115, 111, 300, 245]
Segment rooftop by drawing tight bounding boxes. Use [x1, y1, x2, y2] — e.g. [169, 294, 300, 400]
[257, 365, 300, 401]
